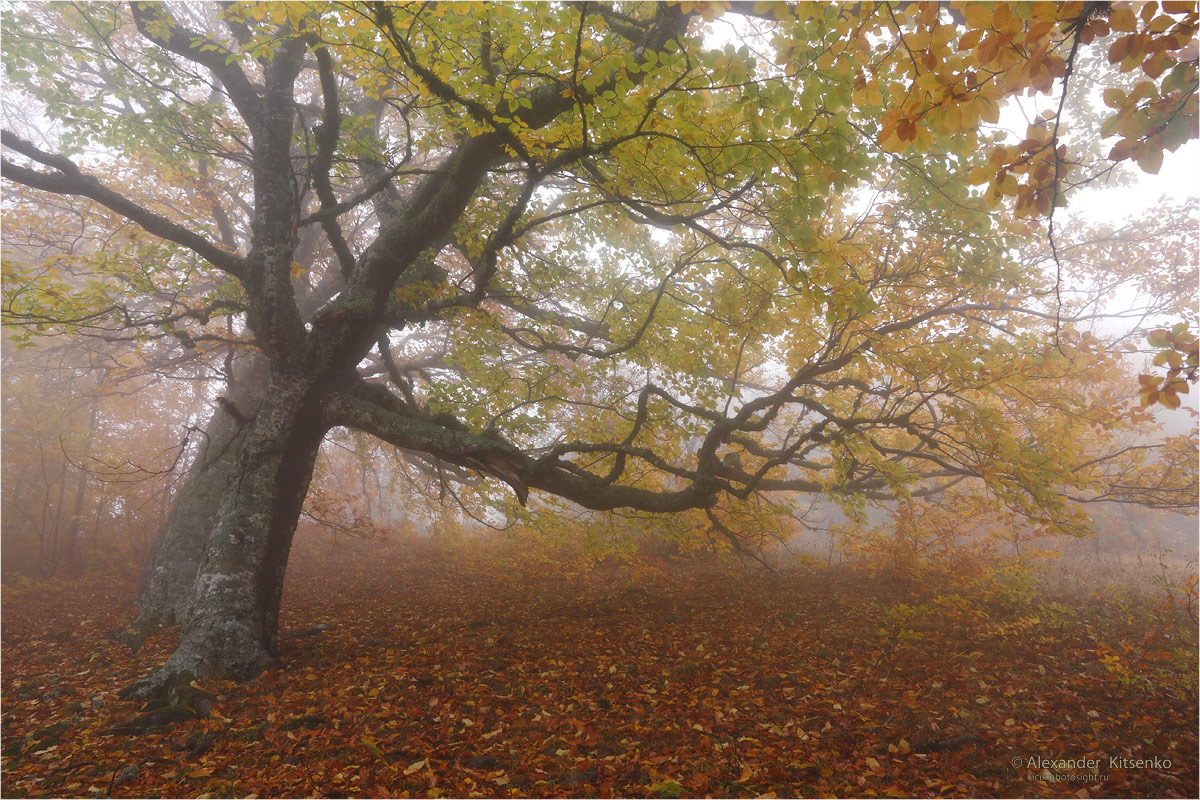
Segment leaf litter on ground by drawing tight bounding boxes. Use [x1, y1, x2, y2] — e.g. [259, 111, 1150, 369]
[2, 538, 1196, 799]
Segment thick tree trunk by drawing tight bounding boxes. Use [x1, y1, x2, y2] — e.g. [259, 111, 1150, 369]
[124, 371, 328, 701]
[129, 355, 269, 632]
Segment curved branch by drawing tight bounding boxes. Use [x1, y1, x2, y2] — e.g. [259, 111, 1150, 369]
[1, 131, 247, 278]
[324, 382, 721, 513]
[129, 1, 263, 130]
[311, 46, 355, 275]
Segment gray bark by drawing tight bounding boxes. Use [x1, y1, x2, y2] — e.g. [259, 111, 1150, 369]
[124, 369, 328, 699]
[12, 3, 696, 701]
[129, 354, 268, 631]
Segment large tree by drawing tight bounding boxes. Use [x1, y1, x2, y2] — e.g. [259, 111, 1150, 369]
[2, 1, 1196, 699]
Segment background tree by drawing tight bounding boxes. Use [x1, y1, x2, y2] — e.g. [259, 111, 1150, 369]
[2, 1, 1196, 700]
[0, 334, 215, 579]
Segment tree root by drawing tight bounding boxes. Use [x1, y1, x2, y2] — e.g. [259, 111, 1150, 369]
[109, 671, 216, 738]
[116, 668, 215, 724]
[107, 620, 160, 651]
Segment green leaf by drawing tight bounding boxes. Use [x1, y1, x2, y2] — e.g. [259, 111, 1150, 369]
[651, 780, 685, 798]
[1134, 144, 1164, 174]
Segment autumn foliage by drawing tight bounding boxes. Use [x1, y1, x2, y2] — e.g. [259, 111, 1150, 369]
[1, 0, 1198, 796]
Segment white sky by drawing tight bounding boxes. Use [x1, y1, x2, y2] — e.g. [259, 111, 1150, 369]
[1069, 140, 1200, 223]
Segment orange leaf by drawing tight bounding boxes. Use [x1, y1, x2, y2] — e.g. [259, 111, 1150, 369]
[1109, 6, 1138, 32]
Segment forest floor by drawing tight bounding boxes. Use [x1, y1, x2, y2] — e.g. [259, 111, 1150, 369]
[1, 537, 1197, 799]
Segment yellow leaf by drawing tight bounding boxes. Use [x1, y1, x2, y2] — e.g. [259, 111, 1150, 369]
[404, 759, 426, 775]
[865, 757, 881, 769]
[962, 3, 992, 28]
[1102, 87, 1126, 109]
[957, 28, 984, 51]
[967, 165, 993, 186]
[977, 94, 1000, 124]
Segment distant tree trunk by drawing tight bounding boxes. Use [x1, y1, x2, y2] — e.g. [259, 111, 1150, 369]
[63, 467, 89, 576]
[124, 369, 328, 700]
[129, 354, 268, 631]
[64, 400, 101, 576]
[42, 460, 69, 578]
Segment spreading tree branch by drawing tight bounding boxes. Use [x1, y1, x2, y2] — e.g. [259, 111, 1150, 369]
[1, 131, 247, 278]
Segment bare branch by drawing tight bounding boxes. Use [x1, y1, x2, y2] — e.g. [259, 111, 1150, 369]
[1, 131, 247, 278]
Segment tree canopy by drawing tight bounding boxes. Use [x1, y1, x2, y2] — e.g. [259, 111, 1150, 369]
[1, 1, 1197, 690]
